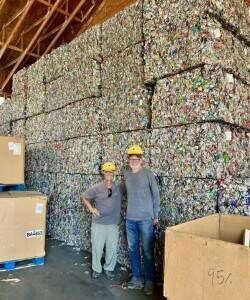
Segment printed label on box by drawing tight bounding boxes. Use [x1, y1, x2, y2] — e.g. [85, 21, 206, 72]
[35, 203, 44, 214]
[26, 230, 43, 238]
[8, 142, 22, 155]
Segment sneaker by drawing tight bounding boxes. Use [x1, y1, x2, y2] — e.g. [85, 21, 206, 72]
[127, 277, 144, 290]
[144, 281, 154, 295]
[104, 270, 115, 280]
[92, 271, 101, 279]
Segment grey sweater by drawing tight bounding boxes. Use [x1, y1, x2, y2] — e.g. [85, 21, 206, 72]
[124, 168, 160, 220]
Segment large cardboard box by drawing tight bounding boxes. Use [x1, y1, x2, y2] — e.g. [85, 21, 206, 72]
[0, 191, 47, 262]
[164, 214, 250, 300]
[0, 136, 25, 184]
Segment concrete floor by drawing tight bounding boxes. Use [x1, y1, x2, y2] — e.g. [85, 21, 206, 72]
[0, 239, 164, 300]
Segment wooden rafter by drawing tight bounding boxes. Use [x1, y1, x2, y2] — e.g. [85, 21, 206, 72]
[1, 0, 63, 91]
[44, 0, 93, 55]
[38, 23, 64, 42]
[78, 0, 104, 34]
[0, 0, 36, 60]
[36, 0, 83, 23]
[0, 0, 6, 9]
[0, 41, 40, 58]
[21, 16, 46, 36]
[0, 57, 20, 71]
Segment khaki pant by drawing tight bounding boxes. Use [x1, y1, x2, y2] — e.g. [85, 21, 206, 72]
[91, 223, 119, 273]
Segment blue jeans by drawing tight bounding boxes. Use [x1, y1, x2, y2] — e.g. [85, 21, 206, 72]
[126, 219, 155, 282]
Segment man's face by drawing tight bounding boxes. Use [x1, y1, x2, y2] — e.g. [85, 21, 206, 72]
[128, 155, 143, 171]
[103, 171, 114, 181]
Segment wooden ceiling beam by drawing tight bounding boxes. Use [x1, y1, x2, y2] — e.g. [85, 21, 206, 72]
[1, 0, 63, 91]
[0, 57, 19, 71]
[0, 0, 6, 11]
[0, 40, 40, 58]
[78, 0, 104, 33]
[36, 0, 82, 23]
[0, 0, 36, 60]
[44, 0, 92, 55]
[21, 16, 46, 36]
[38, 23, 64, 42]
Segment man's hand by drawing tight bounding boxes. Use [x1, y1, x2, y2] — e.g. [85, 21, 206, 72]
[90, 207, 100, 217]
[153, 218, 159, 225]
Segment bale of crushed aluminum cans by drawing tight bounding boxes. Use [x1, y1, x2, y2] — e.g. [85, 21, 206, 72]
[143, 0, 250, 43]
[45, 59, 101, 112]
[207, 0, 250, 43]
[158, 177, 218, 227]
[0, 99, 11, 124]
[102, 43, 151, 132]
[102, 130, 151, 175]
[25, 171, 57, 235]
[151, 65, 250, 128]
[10, 69, 27, 121]
[26, 136, 102, 174]
[26, 57, 46, 117]
[143, 2, 250, 83]
[25, 114, 46, 143]
[8, 93, 26, 121]
[44, 25, 101, 84]
[11, 119, 26, 138]
[102, 0, 143, 57]
[101, 88, 151, 133]
[47, 173, 84, 244]
[71, 25, 102, 62]
[218, 176, 250, 215]
[151, 123, 250, 178]
[12, 68, 27, 99]
[102, 43, 144, 97]
[0, 123, 10, 135]
[154, 176, 218, 276]
[25, 143, 48, 172]
[44, 44, 72, 83]
[44, 98, 102, 142]
[25, 171, 56, 200]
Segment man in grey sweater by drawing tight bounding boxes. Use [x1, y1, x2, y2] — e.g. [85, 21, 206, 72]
[124, 144, 160, 296]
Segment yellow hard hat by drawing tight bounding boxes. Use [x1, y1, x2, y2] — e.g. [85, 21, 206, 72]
[101, 161, 116, 172]
[127, 144, 144, 155]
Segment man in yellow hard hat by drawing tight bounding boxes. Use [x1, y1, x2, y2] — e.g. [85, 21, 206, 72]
[80, 161, 122, 280]
[124, 144, 160, 295]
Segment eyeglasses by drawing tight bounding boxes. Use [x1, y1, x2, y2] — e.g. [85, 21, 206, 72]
[108, 188, 112, 197]
[128, 158, 141, 162]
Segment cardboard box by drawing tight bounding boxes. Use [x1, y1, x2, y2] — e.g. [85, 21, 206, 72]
[164, 214, 250, 300]
[0, 191, 47, 262]
[0, 136, 25, 184]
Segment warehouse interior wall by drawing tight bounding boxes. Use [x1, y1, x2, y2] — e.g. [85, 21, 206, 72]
[0, 0, 249, 276]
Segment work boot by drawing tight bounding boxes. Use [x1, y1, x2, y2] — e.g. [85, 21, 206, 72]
[104, 270, 115, 280]
[127, 277, 144, 290]
[144, 281, 154, 295]
[92, 271, 101, 279]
